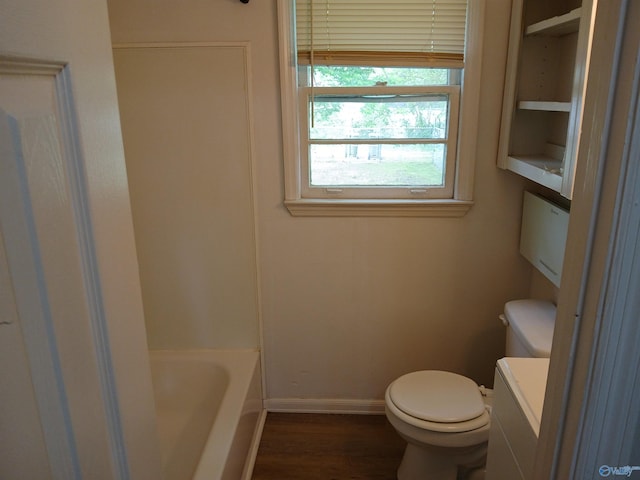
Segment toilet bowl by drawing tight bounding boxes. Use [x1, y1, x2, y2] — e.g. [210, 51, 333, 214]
[385, 371, 491, 480]
[384, 299, 556, 480]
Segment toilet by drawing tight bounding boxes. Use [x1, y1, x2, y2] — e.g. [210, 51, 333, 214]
[384, 299, 556, 480]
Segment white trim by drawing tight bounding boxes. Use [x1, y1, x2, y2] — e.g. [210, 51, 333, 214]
[496, 0, 524, 171]
[284, 198, 473, 217]
[241, 409, 268, 480]
[240, 42, 269, 406]
[560, 0, 597, 199]
[573, 52, 640, 473]
[112, 41, 252, 50]
[264, 398, 386, 415]
[277, 0, 303, 203]
[533, 0, 640, 477]
[455, 0, 484, 201]
[55, 61, 131, 480]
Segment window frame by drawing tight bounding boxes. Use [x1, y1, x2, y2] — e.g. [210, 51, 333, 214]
[277, 0, 485, 217]
[300, 85, 460, 199]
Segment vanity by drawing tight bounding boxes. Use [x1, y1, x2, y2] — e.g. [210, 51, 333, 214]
[485, 358, 550, 480]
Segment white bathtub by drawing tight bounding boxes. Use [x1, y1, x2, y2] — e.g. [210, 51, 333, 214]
[149, 349, 264, 480]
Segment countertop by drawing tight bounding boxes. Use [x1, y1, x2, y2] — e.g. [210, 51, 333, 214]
[497, 357, 550, 436]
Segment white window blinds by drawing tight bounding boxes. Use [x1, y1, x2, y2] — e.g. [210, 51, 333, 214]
[295, 0, 468, 67]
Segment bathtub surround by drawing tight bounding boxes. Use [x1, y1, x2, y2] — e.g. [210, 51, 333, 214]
[107, 0, 532, 413]
[112, 43, 261, 351]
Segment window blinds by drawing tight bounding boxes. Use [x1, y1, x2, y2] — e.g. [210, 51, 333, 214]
[295, 0, 468, 67]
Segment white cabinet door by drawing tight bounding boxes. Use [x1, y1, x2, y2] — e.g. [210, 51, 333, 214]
[519, 191, 570, 287]
[485, 417, 526, 480]
[485, 367, 538, 480]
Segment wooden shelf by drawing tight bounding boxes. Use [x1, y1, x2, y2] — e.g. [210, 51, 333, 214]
[525, 8, 581, 37]
[507, 155, 563, 192]
[518, 101, 572, 112]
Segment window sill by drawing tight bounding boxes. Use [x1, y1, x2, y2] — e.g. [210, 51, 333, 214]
[284, 199, 474, 217]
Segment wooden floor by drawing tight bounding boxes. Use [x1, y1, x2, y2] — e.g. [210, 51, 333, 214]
[251, 413, 405, 480]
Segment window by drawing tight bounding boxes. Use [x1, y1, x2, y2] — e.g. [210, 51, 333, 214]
[300, 67, 460, 199]
[277, 0, 485, 216]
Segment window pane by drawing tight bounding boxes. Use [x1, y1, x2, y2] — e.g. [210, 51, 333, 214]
[309, 144, 445, 186]
[308, 66, 456, 87]
[310, 95, 449, 140]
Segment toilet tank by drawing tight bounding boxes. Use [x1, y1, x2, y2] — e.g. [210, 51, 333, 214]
[503, 299, 556, 358]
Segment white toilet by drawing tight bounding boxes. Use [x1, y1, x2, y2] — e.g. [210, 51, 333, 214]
[384, 299, 556, 480]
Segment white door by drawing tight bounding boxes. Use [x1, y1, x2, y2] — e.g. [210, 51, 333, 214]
[0, 2, 161, 479]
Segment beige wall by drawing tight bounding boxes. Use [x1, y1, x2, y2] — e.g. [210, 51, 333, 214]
[108, 0, 533, 402]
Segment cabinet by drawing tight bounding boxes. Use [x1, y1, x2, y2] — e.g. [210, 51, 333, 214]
[520, 192, 570, 287]
[485, 358, 549, 480]
[497, 0, 596, 199]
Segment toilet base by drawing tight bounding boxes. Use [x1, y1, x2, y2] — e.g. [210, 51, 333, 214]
[396, 441, 487, 480]
[398, 443, 457, 480]
[465, 467, 486, 480]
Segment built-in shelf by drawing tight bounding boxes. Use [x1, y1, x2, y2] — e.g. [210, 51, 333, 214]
[507, 155, 563, 192]
[497, 0, 594, 199]
[525, 8, 582, 37]
[518, 100, 572, 112]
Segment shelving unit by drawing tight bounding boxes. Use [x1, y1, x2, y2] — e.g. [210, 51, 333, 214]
[497, 0, 596, 199]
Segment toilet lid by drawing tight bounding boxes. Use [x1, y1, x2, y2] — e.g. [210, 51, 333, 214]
[388, 371, 486, 423]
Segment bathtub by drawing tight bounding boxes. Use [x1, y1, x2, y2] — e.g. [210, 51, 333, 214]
[149, 349, 264, 480]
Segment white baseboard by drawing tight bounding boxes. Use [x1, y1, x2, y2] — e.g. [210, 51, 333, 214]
[264, 398, 386, 415]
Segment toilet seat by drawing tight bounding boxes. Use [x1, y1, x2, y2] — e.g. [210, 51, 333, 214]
[387, 371, 490, 433]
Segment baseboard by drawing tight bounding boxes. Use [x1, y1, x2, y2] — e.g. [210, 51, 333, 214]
[264, 398, 386, 415]
[241, 408, 268, 480]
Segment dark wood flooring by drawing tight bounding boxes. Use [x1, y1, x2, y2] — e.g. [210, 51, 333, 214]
[251, 413, 405, 480]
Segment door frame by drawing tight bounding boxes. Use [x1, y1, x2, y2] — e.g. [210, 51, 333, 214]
[534, 0, 640, 477]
